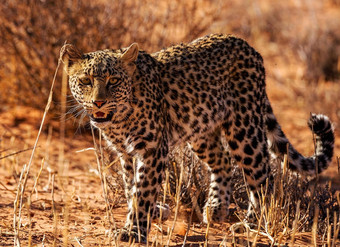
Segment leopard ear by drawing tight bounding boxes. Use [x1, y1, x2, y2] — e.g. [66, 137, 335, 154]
[61, 44, 82, 68]
[121, 43, 139, 63]
[121, 43, 139, 76]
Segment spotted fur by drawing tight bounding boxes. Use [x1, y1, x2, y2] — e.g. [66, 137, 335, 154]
[62, 34, 335, 242]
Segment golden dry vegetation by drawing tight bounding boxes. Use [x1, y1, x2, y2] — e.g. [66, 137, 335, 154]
[0, 0, 340, 246]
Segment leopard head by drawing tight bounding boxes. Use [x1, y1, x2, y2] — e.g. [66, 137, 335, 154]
[62, 43, 139, 129]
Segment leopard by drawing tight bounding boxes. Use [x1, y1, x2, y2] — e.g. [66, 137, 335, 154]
[62, 34, 335, 243]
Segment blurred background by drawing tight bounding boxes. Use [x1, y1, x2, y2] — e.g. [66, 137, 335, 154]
[0, 0, 339, 142]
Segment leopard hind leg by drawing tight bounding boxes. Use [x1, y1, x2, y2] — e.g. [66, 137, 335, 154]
[190, 128, 234, 223]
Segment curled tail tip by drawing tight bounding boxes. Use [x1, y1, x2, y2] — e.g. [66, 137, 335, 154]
[308, 113, 334, 172]
[308, 113, 334, 135]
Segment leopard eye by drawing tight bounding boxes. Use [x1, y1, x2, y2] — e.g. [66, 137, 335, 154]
[79, 77, 92, 86]
[108, 77, 120, 87]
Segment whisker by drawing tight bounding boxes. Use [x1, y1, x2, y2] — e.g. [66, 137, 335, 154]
[74, 110, 86, 118]
[67, 105, 83, 113]
[79, 111, 88, 123]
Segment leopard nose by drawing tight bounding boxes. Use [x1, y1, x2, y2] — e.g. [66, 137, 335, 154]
[93, 100, 107, 108]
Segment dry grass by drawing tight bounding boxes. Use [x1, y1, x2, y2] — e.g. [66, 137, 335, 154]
[169, 148, 340, 246]
[0, 0, 340, 246]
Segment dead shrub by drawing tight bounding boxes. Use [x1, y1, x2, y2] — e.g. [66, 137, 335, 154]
[297, 25, 340, 84]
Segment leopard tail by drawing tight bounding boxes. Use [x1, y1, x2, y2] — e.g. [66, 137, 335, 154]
[264, 97, 334, 176]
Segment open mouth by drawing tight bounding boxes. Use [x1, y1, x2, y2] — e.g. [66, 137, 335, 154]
[90, 111, 113, 123]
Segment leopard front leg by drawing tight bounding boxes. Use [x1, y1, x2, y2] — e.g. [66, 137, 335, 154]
[118, 147, 168, 243]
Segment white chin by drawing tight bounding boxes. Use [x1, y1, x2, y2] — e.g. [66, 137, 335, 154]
[91, 120, 111, 129]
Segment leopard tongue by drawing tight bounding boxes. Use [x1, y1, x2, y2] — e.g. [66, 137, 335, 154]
[94, 111, 106, 118]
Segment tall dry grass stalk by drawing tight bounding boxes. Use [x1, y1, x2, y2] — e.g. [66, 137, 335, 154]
[90, 127, 117, 246]
[12, 47, 63, 246]
[166, 159, 184, 246]
[59, 55, 68, 171]
[13, 163, 27, 246]
[51, 173, 57, 247]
